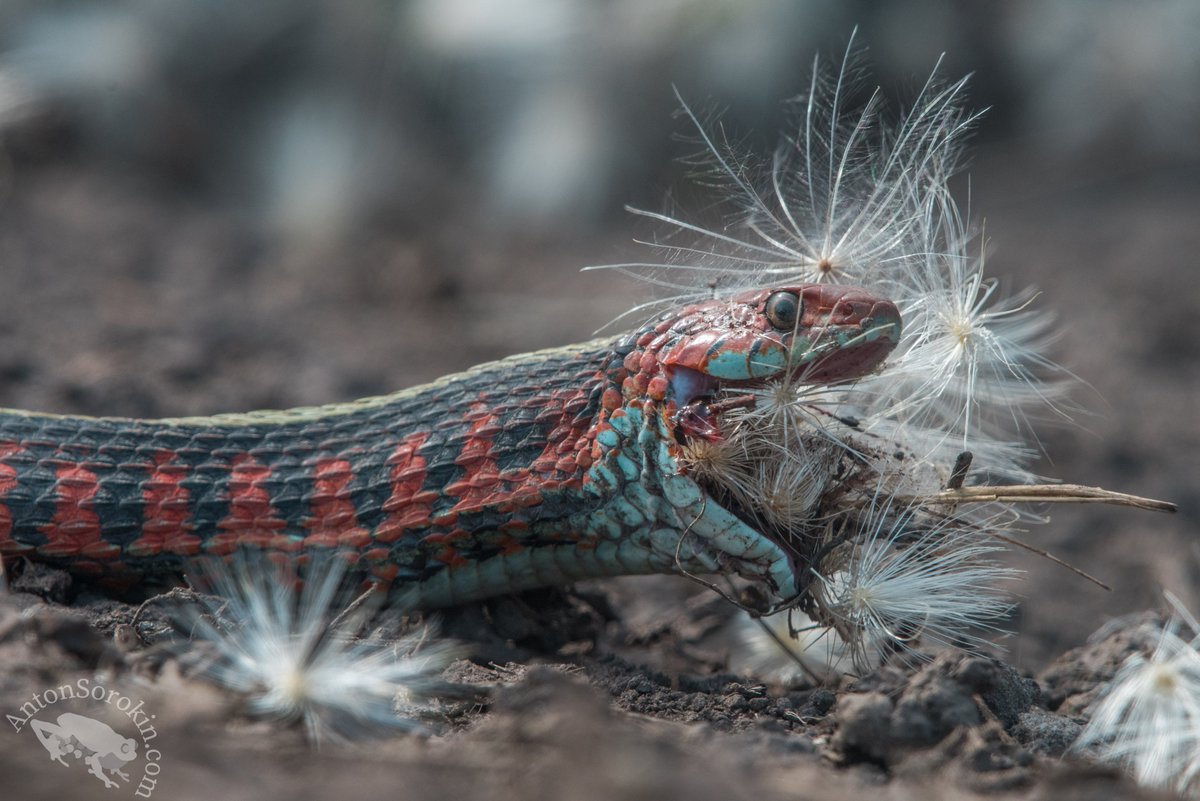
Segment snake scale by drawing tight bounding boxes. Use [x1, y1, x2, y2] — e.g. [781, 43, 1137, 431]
[0, 284, 901, 609]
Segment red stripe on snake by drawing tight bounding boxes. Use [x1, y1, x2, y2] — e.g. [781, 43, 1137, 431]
[0, 442, 23, 555]
[37, 462, 118, 566]
[128, 450, 199, 558]
[304, 457, 369, 549]
[210, 454, 290, 556]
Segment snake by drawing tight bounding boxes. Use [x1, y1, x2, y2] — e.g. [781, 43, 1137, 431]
[0, 284, 901, 609]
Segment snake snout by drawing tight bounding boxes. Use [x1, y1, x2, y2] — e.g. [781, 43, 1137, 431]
[859, 298, 902, 344]
[795, 290, 902, 383]
[833, 298, 870, 323]
[809, 288, 899, 332]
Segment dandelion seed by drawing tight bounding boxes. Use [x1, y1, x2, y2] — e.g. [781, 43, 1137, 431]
[594, 34, 1072, 471]
[747, 447, 836, 541]
[737, 378, 815, 441]
[170, 554, 460, 746]
[809, 495, 1017, 671]
[594, 30, 979, 306]
[1075, 596, 1200, 795]
[857, 192, 1076, 451]
[676, 422, 763, 502]
[730, 379, 846, 446]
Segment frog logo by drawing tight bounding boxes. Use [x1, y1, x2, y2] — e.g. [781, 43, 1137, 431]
[7, 679, 163, 797]
[29, 712, 138, 788]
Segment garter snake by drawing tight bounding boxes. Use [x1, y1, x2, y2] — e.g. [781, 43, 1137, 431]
[0, 284, 900, 608]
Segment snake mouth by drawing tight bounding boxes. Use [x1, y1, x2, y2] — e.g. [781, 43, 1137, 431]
[666, 365, 743, 442]
[667, 364, 721, 408]
[666, 314, 903, 591]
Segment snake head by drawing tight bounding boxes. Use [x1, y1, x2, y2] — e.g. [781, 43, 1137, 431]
[638, 285, 901, 441]
[592, 283, 903, 603]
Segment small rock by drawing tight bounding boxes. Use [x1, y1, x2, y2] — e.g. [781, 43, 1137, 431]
[748, 696, 771, 713]
[1039, 612, 1163, 714]
[9, 562, 73, 604]
[952, 656, 1041, 728]
[833, 692, 894, 761]
[1011, 709, 1083, 757]
[724, 693, 749, 712]
[891, 659, 985, 748]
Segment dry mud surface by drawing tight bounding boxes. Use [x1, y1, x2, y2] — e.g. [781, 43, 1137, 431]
[0, 568, 1170, 801]
[0, 150, 1197, 799]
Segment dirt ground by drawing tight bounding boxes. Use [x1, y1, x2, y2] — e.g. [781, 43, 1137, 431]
[0, 125, 1197, 799]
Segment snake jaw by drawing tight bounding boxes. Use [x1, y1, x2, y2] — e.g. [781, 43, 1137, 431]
[665, 364, 720, 408]
[664, 363, 741, 442]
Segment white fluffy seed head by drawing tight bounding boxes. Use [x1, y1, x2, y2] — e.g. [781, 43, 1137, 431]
[599, 41, 976, 300]
[808, 496, 1018, 671]
[676, 421, 763, 500]
[852, 186, 1077, 456]
[594, 33, 1072, 478]
[682, 392, 853, 543]
[171, 554, 460, 746]
[596, 35, 1078, 683]
[749, 451, 833, 541]
[1075, 599, 1200, 794]
[593, 32, 976, 302]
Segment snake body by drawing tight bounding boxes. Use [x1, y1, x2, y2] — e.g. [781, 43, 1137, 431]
[0, 285, 901, 608]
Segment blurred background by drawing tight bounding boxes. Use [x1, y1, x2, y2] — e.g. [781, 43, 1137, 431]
[0, 0, 1196, 671]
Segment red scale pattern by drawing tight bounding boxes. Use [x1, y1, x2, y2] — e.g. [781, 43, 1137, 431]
[376, 431, 434, 544]
[441, 403, 507, 522]
[37, 461, 119, 571]
[127, 450, 200, 558]
[0, 442, 26, 556]
[207, 454, 291, 555]
[528, 388, 597, 482]
[303, 458, 369, 550]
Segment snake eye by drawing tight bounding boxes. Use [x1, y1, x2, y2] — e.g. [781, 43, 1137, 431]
[764, 291, 801, 330]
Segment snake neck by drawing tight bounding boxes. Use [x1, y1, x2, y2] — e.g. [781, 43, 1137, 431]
[0, 339, 621, 578]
